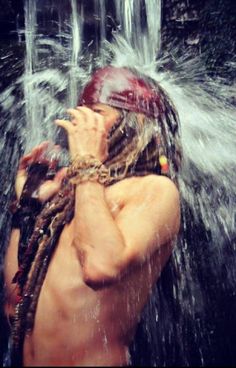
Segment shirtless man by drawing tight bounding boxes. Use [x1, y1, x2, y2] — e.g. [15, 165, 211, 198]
[4, 66, 181, 366]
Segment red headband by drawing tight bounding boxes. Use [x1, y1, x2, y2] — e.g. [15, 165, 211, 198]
[79, 66, 164, 118]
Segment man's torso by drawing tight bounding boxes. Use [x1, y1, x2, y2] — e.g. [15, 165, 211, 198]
[4, 176, 171, 366]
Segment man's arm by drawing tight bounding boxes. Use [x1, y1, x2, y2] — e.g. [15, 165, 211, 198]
[14, 141, 67, 203]
[55, 106, 180, 289]
[4, 141, 66, 298]
[72, 174, 180, 288]
[4, 229, 20, 313]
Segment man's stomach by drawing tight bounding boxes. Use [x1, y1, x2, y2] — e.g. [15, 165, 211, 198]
[24, 330, 130, 366]
[22, 281, 133, 367]
[20, 221, 158, 367]
[22, 248, 137, 366]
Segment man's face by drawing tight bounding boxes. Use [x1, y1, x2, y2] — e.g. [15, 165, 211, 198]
[89, 103, 121, 132]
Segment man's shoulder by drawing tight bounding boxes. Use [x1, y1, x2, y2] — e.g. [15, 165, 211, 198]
[137, 175, 179, 201]
[127, 174, 178, 192]
[139, 174, 176, 187]
[113, 174, 179, 204]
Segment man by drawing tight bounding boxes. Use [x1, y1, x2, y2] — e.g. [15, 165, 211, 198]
[4, 66, 181, 366]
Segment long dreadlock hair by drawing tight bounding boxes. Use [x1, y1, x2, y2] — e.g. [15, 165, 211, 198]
[9, 80, 181, 365]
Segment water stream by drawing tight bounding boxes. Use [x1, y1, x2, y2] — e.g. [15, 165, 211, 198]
[0, 0, 235, 366]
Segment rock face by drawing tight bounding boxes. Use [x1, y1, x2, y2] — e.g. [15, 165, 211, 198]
[0, 0, 24, 40]
[162, 0, 204, 56]
[162, 0, 236, 76]
[0, 0, 235, 75]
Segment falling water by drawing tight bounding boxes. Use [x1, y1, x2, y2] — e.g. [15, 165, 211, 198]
[69, 0, 82, 106]
[24, 0, 37, 146]
[0, 0, 235, 366]
[95, 0, 106, 64]
[114, 0, 161, 66]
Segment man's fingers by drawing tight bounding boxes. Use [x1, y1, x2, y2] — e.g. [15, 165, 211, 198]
[56, 106, 106, 135]
[67, 108, 84, 122]
[19, 141, 51, 169]
[19, 156, 32, 170]
[54, 167, 68, 183]
[55, 119, 73, 133]
[76, 106, 103, 126]
[93, 112, 106, 132]
[37, 181, 59, 203]
[36, 140, 51, 151]
[76, 106, 94, 118]
[62, 106, 103, 127]
[15, 169, 27, 200]
[28, 141, 50, 157]
[37, 167, 68, 202]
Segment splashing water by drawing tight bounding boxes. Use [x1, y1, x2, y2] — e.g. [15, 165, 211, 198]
[0, 0, 236, 366]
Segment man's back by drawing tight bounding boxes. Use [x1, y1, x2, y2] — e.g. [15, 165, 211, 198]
[4, 175, 178, 366]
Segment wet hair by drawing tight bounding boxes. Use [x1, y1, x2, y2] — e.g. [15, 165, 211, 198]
[10, 83, 182, 365]
[106, 105, 181, 185]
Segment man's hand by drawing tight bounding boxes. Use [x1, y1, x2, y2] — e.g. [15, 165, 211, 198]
[55, 106, 108, 162]
[15, 141, 67, 202]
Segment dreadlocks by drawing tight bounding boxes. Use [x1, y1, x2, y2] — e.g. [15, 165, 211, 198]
[9, 75, 181, 366]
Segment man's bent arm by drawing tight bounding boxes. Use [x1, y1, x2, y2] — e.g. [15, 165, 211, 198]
[73, 180, 126, 286]
[72, 175, 180, 288]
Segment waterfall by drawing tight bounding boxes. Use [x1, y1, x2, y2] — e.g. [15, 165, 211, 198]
[69, 0, 82, 106]
[114, 0, 162, 65]
[20, 0, 163, 153]
[24, 0, 38, 147]
[95, 0, 106, 64]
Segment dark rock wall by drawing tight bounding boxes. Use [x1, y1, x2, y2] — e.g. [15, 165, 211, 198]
[162, 0, 204, 56]
[162, 0, 236, 77]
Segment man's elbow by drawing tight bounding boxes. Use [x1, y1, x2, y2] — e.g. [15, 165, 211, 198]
[172, 186, 181, 237]
[82, 259, 121, 290]
[164, 177, 181, 239]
